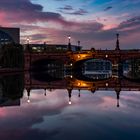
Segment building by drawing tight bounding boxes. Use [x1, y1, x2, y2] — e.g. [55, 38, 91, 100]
[24, 44, 82, 52]
[83, 59, 112, 79]
[0, 27, 20, 45]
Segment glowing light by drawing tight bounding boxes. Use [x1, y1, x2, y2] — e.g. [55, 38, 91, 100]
[105, 55, 108, 58]
[78, 82, 81, 86]
[69, 101, 72, 105]
[27, 99, 30, 103]
[70, 75, 73, 78]
[26, 37, 30, 44]
[68, 36, 71, 39]
[106, 83, 109, 87]
[70, 63, 73, 66]
[78, 55, 80, 58]
[82, 83, 87, 86]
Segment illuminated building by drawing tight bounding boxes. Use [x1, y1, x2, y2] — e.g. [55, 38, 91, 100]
[83, 59, 112, 79]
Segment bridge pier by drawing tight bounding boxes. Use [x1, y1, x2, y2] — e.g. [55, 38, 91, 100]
[24, 52, 31, 71]
[112, 60, 123, 78]
[115, 88, 121, 107]
[67, 88, 72, 105]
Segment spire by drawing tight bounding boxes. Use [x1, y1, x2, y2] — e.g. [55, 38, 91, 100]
[78, 89, 81, 97]
[68, 88, 72, 105]
[44, 88, 46, 96]
[115, 33, 120, 51]
[116, 90, 120, 107]
[27, 88, 31, 103]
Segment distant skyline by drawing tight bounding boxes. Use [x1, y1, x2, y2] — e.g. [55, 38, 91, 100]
[0, 0, 140, 49]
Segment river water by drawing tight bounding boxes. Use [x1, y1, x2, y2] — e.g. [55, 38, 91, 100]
[0, 70, 140, 140]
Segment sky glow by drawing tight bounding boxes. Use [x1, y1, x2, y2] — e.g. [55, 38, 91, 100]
[0, 0, 140, 49]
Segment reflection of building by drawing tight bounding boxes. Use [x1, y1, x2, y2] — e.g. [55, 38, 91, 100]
[0, 98, 20, 107]
[0, 27, 20, 45]
[83, 59, 112, 79]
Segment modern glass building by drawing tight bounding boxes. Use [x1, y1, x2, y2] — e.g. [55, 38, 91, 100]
[0, 27, 20, 45]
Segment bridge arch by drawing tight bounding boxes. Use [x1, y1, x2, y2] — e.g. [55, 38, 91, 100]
[123, 58, 140, 80]
[31, 58, 64, 71]
[72, 58, 112, 80]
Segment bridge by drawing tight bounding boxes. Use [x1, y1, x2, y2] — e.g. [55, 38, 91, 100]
[24, 34, 140, 71]
[24, 72, 140, 107]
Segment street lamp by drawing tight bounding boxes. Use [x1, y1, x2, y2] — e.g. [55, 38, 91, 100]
[68, 35, 72, 51]
[27, 96, 31, 103]
[68, 35, 71, 44]
[26, 37, 30, 44]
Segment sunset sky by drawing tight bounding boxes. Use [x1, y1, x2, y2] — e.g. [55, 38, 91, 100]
[0, 0, 140, 49]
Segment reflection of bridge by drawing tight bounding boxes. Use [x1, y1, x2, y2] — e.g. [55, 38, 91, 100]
[25, 73, 140, 91]
[25, 72, 140, 107]
[24, 34, 140, 70]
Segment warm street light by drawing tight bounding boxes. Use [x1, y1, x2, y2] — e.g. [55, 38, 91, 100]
[69, 101, 72, 105]
[26, 37, 30, 44]
[68, 35, 71, 44]
[27, 96, 30, 103]
[105, 54, 108, 58]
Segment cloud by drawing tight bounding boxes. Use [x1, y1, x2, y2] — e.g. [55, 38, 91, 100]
[0, 0, 140, 49]
[69, 8, 88, 15]
[0, 0, 70, 26]
[104, 6, 113, 11]
[59, 7, 88, 15]
[18, 15, 140, 49]
[59, 5, 73, 11]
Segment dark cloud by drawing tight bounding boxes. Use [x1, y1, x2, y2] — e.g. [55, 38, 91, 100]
[59, 8, 88, 15]
[69, 8, 88, 15]
[104, 6, 113, 11]
[119, 16, 140, 29]
[0, 0, 139, 49]
[0, 0, 70, 25]
[18, 15, 140, 49]
[59, 5, 73, 11]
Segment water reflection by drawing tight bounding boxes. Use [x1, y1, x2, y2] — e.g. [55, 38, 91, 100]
[83, 59, 112, 80]
[0, 70, 140, 108]
[0, 71, 140, 140]
[0, 73, 24, 107]
[124, 59, 140, 80]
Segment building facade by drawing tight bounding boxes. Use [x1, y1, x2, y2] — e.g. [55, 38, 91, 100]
[0, 27, 20, 45]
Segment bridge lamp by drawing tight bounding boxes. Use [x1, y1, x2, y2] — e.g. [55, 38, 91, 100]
[68, 35, 71, 43]
[26, 37, 30, 44]
[105, 55, 108, 58]
[78, 82, 81, 86]
[78, 55, 81, 58]
[106, 83, 109, 87]
[69, 101, 72, 105]
[27, 96, 31, 103]
[68, 97, 72, 105]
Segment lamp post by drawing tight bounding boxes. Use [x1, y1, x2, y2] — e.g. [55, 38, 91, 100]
[68, 35, 72, 51]
[68, 35, 71, 44]
[26, 37, 30, 45]
[26, 37, 30, 52]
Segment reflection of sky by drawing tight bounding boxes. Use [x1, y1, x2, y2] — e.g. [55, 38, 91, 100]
[0, 89, 140, 140]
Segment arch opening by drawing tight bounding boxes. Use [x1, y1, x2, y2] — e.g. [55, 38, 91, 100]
[123, 59, 140, 81]
[73, 58, 112, 80]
